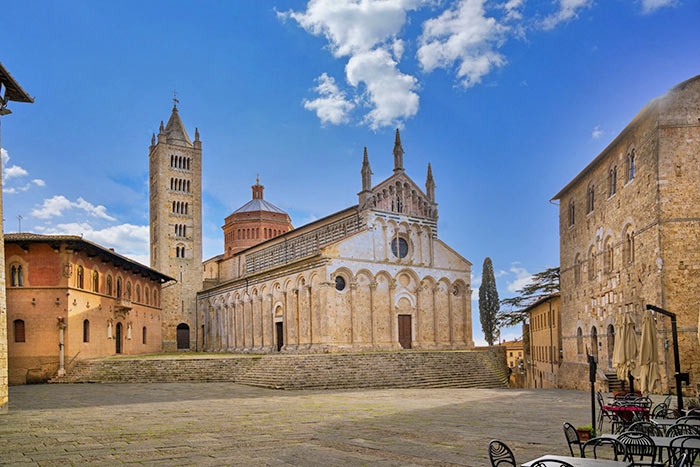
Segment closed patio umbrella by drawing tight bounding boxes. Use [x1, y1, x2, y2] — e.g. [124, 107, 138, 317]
[637, 309, 661, 394]
[612, 310, 638, 390]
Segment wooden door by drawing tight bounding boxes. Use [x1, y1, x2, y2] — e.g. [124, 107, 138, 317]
[276, 322, 284, 352]
[177, 323, 190, 350]
[115, 322, 122, 354]
[398, 315, 412, 349]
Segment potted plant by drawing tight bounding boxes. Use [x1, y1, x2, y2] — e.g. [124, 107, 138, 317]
[576, 425, 595, 441]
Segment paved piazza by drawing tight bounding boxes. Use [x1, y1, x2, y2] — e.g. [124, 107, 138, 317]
[1, 384, 593, 466]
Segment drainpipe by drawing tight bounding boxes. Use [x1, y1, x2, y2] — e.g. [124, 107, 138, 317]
[57, 317, 67, 376]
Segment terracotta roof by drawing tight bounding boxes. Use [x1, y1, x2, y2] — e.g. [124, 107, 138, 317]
[520, 292, 561, 315]
[5, 233, 174, 283]
[0, 62, 33, 103]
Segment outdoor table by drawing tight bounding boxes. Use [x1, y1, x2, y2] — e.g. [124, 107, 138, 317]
[521, 455, 631, 467]
[603, 434, 700, 450]
[602, 405, 649, 421]
[653, 418, 682, 426]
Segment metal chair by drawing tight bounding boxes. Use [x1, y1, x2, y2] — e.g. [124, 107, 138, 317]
[666, 424, 700, 437]
[673, 453, 688, 467]
[618, 431, 658, 465]
[530, 460, 574, 467]
[562, 422, 582, 457]
[488, 440, 516, 467]
[582, 437, 627, 461]
[654, 407, 682, 419]
[650, 402, 668, 418]
[662, 394, 673, 408]
[676, 416, 700, 426]
[668, 435, 700, 467]
[687, 409, 700, 417]
[629, 420, 665, 437]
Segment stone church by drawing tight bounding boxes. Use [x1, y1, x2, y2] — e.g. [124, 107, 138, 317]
[197, 130, 474, 353]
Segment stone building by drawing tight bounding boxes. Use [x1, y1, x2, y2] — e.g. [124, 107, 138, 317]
[221, 178, 293, 258]
[4, 234, 173, 384]
[553, 75, 700, 392]
[197, 131, 474, 353]
[525, 293, 561, 389]
[0, 62, 33, 412]
[149, 102, 203, 351]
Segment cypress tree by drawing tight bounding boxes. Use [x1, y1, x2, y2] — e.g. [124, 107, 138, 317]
[479, 257, 500, 346]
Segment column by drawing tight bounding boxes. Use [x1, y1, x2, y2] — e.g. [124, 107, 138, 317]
[255, 296, 263, 349]
[266, 293, 274, 351]
[282, 291, 288, 350]
[305, 285, 313, 346]
[232, 301, 238, 350]
[241, 298, 247, 349]
[414, 285, 421, 346]
[349, 281, 357, 344]
[389, 280, 397, 346]
[318, 282, 333, 347]
[432, 285, 439, 344]
[448, 286, 454, 346]
[248, 296, 254, 349]
[369, 281, 377, 345]
[293, 288, 300, 347]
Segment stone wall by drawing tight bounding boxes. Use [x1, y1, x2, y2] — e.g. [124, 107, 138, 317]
[557, 76, 700, 393]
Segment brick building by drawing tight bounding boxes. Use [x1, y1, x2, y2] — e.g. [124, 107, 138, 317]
[5, 234, 173, 384]
[553, 75, 700, 392]
[221, 178, 293, 258]
[197, 131, 474, 353]
[0, 62, 33, 412]
[525, 294, 561, 389]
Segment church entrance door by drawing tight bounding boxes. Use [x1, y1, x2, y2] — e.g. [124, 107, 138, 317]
[276, 322, 284, 351]
[398, 315, 412, 349]
[177, 323, 190, 350]
[115, 322, 123, 354]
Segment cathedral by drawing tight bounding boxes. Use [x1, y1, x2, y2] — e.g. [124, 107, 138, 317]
[195, 130, 474, 353]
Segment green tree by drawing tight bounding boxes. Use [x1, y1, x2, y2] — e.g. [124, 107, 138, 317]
[479, 257, 500, 346]
[497, 266, 560, 327]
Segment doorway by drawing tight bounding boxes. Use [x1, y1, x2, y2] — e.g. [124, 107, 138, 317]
[275, 322, 284, 352]
[177, 323, 190, 350]
[115, 322, 123, 354]
[398, 315, 412, 349]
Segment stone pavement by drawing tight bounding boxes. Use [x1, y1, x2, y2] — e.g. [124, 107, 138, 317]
[1, 384, 595, 466]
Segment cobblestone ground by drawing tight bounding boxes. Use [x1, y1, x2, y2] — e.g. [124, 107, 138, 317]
[1, 384, 596, 466]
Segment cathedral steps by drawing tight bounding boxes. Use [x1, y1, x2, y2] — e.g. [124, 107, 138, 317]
[50, 350, 509, 390]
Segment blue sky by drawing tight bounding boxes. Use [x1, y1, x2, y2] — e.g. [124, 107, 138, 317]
[2, 0, 698, 345]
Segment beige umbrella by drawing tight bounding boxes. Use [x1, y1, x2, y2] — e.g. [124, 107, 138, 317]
[637, 309, 661, 394]
[612, 310, 638, 386]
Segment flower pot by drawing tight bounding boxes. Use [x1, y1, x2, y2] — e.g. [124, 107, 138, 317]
[576, 429, 591, 442]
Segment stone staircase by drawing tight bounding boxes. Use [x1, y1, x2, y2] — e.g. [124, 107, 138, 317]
[51, 351, 509, 390]
[605, 371, 624, 393]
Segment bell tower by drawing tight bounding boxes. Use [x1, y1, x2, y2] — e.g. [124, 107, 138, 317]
[149, 98, 202, 351]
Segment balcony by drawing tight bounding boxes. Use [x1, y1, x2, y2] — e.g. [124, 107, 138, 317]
[115, 298, 132, 312]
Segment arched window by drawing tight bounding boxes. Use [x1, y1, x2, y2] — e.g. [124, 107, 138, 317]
[136, 284, 141, 303]
[145, 287, 150, 305]
[587, 246, 596, 281]
[623, 227, 634, 264]
[107, 275, 113, 295]
[574, 254, 581, 285]
[568, 198, 575, 227]
[153, 289, 158, 307]
[10, 264, 22, 287]
[576, 327, 583, 355]
[93, 271, 99, 292]
[626, 150, 636, 183]
[170, 155, 174, 167]
[586, 184, 595, 213]
[183, 225, 186, 237]
[83, 319, 90, 343]
[116, 277, 122, 298]
[143, 326, 147, 345]
[77, 266, 84, 289]
[591, 326, 599, 360]
[14, 319, 25, 342]
[609, 165, 618, 197]
[607, 324, 615, 367]
[126, 281, 132, 300]
[604, 238, 614, 272]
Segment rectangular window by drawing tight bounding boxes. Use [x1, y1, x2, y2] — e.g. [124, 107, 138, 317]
[14, 320, 25, 343]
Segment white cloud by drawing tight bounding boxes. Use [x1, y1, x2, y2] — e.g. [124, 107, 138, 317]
[592, 125, 603, 139]
[541, 0, 592, 30]
[303, 73, 355, 125]
[507, 265, 532, 293]
[346, 48, 420, 129]
[38, 222, 149, 263]
[2, 148, 45, 194]
[638, 0, 675, 13]
[31, 195, 116, 221]
[417, 0, 508, 89]
[3, 164, 27, 182]
[280, 0, 423, 58]
[502, 0, 525, 21]
[282, 0, 423, 128]
[1, 148, 8, 165]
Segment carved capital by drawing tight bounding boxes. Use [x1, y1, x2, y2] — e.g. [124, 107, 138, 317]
[369, 281, 378, 290]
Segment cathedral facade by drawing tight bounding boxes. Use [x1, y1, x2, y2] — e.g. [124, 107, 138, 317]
[196, 131, 474, 353]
